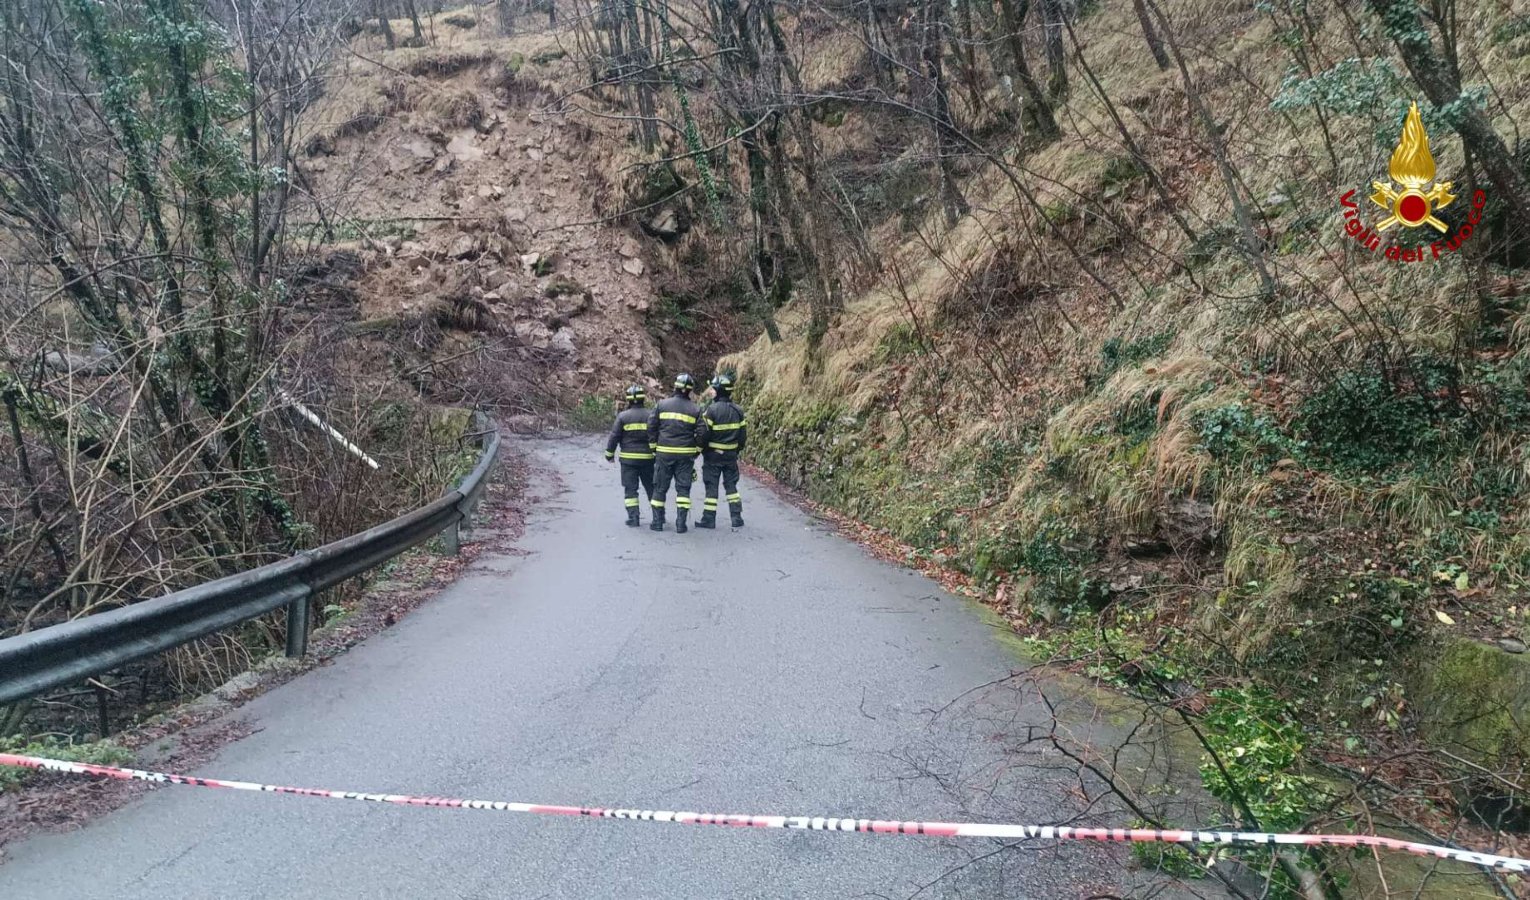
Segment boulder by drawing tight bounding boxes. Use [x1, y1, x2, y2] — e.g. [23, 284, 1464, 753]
[618, 237, 642, 258]
[1161, 498, 1219, 550]
[513, 320, 553, 349]
[643, 207, 684, 240]
[449, 234, 480, 259]
[1413, 636, 1530, 769]
[550, 327, 577, 357]
[404, 140, 436, 161]
[446, 131, 484, 163]
[622, 257, 645, 276]
[505, 414, 541, 434]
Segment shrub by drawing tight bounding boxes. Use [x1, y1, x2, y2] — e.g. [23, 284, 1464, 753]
[1092, 330, 1174, 386]
[1297, 371, 1436, 471]
[568, 394, 614, 432]
[0, 736, 133, 791]
[1194, 402, 1293, 467]
[1199, 687, 1315, 831]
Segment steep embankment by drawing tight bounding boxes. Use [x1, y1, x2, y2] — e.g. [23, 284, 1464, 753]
[293, 15, 694, 418]
[726, 0, 1530, 871]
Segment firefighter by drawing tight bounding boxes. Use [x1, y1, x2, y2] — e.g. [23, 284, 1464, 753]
[605, 385, 655, 527]
[697, 373, 746, 529]
[647, 373, 705, 532]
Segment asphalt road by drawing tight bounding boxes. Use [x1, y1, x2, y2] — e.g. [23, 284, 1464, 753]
[1, 438, 1203, 899]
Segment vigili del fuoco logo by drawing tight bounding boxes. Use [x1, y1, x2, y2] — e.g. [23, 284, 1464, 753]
[1339, 101, 1486, 263]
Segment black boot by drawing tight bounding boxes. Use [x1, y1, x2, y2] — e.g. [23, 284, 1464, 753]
[650, 509, 665, 531]
[696, 511, 716, 529]
[675, 510, 689, 534]
[730, 511, 745, 528]
[626, 507, 640, 527]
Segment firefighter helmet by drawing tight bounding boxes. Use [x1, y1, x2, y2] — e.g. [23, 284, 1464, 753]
[710, 373, 735, 393]
[624, 384, 646, 403]
[673, 373, 696, 392]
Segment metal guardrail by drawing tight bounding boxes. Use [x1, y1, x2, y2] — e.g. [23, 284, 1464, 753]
[0, 414, 501, 706]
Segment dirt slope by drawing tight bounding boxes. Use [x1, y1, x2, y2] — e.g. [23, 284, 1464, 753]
[297, 18, 666, 411]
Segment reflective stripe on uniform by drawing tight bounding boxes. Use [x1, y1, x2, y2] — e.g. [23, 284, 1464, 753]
[619, 451, 655, 460]
[655, 445, 700, 455]
[727, 493, 741, 502]
[707, 442, 738, 451]
[659, 412, 697, 424]
[625, 498, 640, 507]
[676, 498, 691, 508]
[709, 421, 745, 431]
[650, 499, 665, 508]
[704, 499, 718, 510]
[623, 423, 648, 431]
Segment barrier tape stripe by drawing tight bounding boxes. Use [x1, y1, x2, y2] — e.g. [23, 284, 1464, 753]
[5, 753, 1527, 873]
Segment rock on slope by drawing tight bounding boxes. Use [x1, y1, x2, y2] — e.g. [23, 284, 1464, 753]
[297, 22, 664, 407]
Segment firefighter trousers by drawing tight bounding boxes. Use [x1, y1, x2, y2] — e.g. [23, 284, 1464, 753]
[620, 459, 654, 511]
[651, 454, 695, 516]
[701, 458, 741, 517]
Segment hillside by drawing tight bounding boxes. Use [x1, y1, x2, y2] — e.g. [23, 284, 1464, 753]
[2, 0, 1529, 893]
[715, 0, 1530, 892]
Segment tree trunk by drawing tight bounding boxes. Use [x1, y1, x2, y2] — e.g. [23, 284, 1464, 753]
[1368, 0, 1530, 226]
[957, 0, 984, 116]
[761, 0, 843, 344]
[1148, 0, 1278, 299]
[994, 0, 1058, 141]
[375, 0, 396, 49]
[1041, 0, 1068, 99]
[403, 0, 425, 45]
[1131, 0, 1169, 69]
[921, 0, 970, 226]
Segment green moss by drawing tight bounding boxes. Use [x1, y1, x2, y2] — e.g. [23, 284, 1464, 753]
[427, 405, 473, 442]
[1414, 636, 1530, 767]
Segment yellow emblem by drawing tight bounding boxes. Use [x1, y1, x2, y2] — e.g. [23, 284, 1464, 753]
[1371, 101, 1455, 232]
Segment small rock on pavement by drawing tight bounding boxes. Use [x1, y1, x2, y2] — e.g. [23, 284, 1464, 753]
[1499, 637, 1527, 654]
[618, 237, 641, 259]
[622, 257, 645, 276]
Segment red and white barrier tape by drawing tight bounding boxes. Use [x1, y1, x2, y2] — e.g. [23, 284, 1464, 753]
[4, 753, 1526, 873]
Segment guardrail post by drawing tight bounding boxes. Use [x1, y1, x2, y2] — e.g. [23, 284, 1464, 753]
[442, 515, 461, 556]
[285, 596, 310, 658]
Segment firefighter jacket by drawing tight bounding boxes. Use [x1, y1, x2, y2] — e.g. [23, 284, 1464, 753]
[606, 405, 655, 461]
[701, 398, 747, 461]
[648, 393, 705, 457]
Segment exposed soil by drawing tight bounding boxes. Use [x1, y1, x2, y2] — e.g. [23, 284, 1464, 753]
[297, 27, 678, 407]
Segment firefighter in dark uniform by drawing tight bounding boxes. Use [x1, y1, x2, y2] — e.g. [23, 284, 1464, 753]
[647, 373, 705, 533]
[605, 385, 655, 527]
[697, 373, 746, 529]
